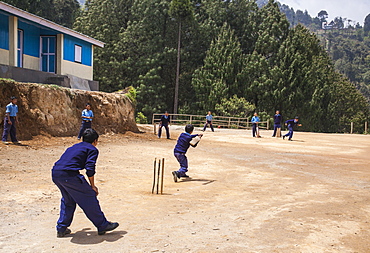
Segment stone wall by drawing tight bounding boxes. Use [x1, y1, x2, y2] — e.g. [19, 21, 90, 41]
[0, 79, 138, 140]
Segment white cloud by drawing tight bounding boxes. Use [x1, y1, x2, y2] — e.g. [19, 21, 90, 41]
[279, 0, 370, 25]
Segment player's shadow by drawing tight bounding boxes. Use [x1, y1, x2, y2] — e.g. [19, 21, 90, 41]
[69, 227, 127, 245]
[179, 178, 216, 185]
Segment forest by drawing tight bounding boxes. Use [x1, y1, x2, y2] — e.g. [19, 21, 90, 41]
[2, 0, 370, 133]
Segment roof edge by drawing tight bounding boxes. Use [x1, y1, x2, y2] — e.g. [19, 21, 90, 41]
[0, 1, 105, 48]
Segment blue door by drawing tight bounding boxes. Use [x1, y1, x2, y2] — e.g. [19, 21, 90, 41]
[40, 36, 56, 73]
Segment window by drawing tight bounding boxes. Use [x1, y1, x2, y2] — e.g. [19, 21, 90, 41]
[74, 44, 82, 63]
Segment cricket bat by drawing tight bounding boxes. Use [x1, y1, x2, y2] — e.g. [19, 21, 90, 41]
[190, 136, 201, 147]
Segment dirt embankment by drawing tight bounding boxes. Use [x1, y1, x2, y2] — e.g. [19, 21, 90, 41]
[0, 79, 138, 140]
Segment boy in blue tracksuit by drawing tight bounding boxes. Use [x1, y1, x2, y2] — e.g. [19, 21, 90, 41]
[202, 111, 214, 132]
[283, 117, 302, 141]
[158, 111, 171, 139]
[172, 124, 203, 182]
[77, 103, 94, 140]
[251, 112, 260, 137]
[272, 110, 282, 137]
[52, 129, 119, 237]
[2, 96, 20, 144]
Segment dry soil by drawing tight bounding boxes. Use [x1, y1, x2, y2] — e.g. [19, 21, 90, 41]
[0, 125, 370, 253]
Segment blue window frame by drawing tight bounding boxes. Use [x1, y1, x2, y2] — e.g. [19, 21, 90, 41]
[17, 29, 23, 67]
[40, 36, 56, 73]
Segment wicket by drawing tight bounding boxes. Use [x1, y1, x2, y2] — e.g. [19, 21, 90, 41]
[152, 158, 165, 194]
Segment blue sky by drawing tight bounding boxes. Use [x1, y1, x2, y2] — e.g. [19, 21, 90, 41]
[279, 0, 369, 25]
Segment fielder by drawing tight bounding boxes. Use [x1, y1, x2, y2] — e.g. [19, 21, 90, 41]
[52, 128, 119, 237]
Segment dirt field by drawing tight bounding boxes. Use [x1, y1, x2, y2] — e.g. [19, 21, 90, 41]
[1, 125, 370, 253]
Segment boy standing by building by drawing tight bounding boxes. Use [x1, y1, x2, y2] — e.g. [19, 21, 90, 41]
[172, 124, 203, 182]
[283, 117, 302, 141]
[272, 110, 282, 137]
[2, 96, 20, 145]
[77, 103, 94, 140]
[202, 111, 214, 132]
[158, 111, 171, 139]
[52, 128, 119, 237]
[251, 112, 260, 138]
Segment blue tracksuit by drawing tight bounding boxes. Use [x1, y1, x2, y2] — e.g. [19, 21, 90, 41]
[283, 119, 299, 139]
[174, 132, 199, 177]
[272, 113, 282, 137]
[78, 109, 94, 139]
[158, 114, 171, 139]
[52, 142, 109, 234]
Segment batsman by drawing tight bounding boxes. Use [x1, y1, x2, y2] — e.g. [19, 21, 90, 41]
[172, 124, 202, 182]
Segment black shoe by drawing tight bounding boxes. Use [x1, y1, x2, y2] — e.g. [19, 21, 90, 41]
[288, 139, 292, 141]
[283, 136, 285, 140]
[98, 222, 119, 235]
[172, 171, 178, 182]
[182, 174, 190, 178]
[57, 228, 71, 238]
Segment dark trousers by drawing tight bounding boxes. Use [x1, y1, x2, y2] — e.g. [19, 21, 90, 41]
[252, 123, 258, 137]
[78, 121, 92, 139]
[174, 152, 188, 177]
[272, 124, 281, 137]
[284, 126, 294, 139]
[203, 120, 214, 132]
[52, 170, 109, 233]
[158, 124, 170, 138]
[2, 117, 17, 142]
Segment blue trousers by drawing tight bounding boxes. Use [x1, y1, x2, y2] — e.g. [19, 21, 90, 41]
[174, 153, 188, 177]
[284, 126, 294, 139]
[203, 120, 214, 132]
[2, 117, 17, 142]
[252, 123, 258, 137]
[77, 121, 92, 139]
[158, 124, 170, 138]
[52, 170, 109, 233]
[272, 124, 281, 137]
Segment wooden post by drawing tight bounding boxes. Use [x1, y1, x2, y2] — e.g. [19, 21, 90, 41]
[365, 122, 368, 134]
[267, 120, 269, 130]
[190, 115, 192, 125]
[228, 118, 231, 128]
[237, 118, 240, 129]
[350, 122, 354, 134]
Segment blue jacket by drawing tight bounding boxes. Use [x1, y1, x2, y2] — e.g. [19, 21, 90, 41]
[285, 119, 299, 128]
[274, 114, 282, 124]
[174, 132, 199, 154]
[52, 142, 99, 177]
[160, 115, 170, 125]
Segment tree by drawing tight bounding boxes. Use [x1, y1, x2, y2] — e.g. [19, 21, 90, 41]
[364, 13, 370, 33]
[317, 10, 328, 22]
[192, 24, 243, 112]
[169, 0, 194, 114]
[215, 95, 255, 118]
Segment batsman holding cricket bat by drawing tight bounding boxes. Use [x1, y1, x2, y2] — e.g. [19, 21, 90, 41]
[172, 124, 203, 182]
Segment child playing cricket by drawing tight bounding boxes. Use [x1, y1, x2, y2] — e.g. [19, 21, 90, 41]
[172, 124, 203, 182]
[52, 128, 119, 237]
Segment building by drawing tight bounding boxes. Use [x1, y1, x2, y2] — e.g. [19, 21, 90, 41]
[0, 1, 104, 91]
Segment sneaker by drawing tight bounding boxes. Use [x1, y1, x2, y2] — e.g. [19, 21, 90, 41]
[2, 141, 9, 145]
[172, 171, 178, 182]
[288, 139, 292, 141]
[57, 228, 71, 238]
[282, 136, 285, 140]
[182, 174, 190, 178]
[98, 222, 119, 235]
[13, 141, 21, 145]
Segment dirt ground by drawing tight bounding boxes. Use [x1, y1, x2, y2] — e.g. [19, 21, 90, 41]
[1, 125, 370, 253]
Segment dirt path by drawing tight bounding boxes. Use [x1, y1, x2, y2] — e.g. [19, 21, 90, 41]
[1, 125, 370, 252]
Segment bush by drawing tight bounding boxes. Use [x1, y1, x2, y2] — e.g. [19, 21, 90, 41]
[136, 112, 148, 124]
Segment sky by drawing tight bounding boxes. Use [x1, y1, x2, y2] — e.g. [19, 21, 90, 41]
[278, 0, 370, 25]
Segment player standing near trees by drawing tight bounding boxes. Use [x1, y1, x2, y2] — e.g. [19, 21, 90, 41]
[158, 111, 171, 139]
[202, 111, 214, 132]
[272, 110, 282, 137]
